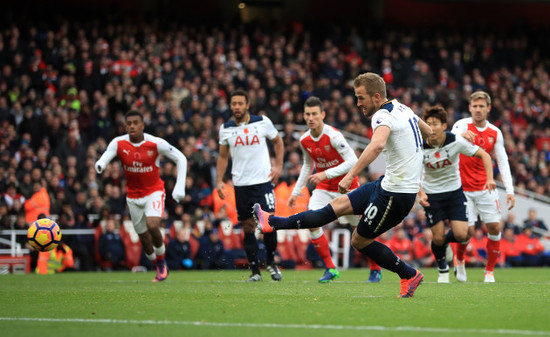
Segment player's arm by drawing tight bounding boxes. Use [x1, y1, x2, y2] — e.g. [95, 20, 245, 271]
[95, 139, 118, 174]
[417, 118, 434, 139]
[216, 144, 230, 200]
[270, 134, 284, 184]
[472, 148, 496, 192]
[339, 125, 389, 193]
[314, 134, 357, 185]
[289, 146, 313, 209]
[493, 130, 515, 210]
[158, 141, 188, 202]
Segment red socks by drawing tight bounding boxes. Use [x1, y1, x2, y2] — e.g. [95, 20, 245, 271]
[485, 238, 500, 272]
[312, 234, 336, 270]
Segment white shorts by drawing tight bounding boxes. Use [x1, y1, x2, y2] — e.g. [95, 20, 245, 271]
[126, 191, 165, 234]
[309, 189, 359, 226]
[463, 190, 501, 226]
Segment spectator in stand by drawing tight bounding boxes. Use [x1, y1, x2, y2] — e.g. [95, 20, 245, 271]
[98, 218, 126, 270]
[166, 227, 194, 270]
[466, 227, 488, 268]
[500, 226, 524, 267]
[196, 224, 227, 270]
[518, 226, 544, 266]
[412, 230, 435, 268]
[523, 208, 547, 238]
[388, 227, 414, 266]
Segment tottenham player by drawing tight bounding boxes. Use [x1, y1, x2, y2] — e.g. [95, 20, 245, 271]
[216, 90, 284, 282]
[288, 96, 382, 283]
[452, 91, 515, 283]
[95, 110, 187, 282]
[418, 106, 496, 283]
[254, 73, 433, 298]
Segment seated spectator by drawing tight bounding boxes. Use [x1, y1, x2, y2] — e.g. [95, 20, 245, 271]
[196, 226, 227, 270]
[98, 219, 126, 270]
[523, 208, 547, 238]
[388, 227, 414, 265]
[465, 227, 488, 267]
[517, 226, 544, 266]
[166, 227, 194, 270]
[2, 182, 25, 211]
[503, 212, 521, 235]
[412, 230, 434, 268]
[36, 241, 74, 274]
[501, 227, 524, 267]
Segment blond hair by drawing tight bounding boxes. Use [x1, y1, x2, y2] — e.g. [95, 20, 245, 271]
[470, 91, 491, 105]
[353, 72, 387, 99]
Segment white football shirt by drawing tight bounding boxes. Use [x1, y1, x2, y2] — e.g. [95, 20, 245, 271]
[219, 115, 279, 186]
[371, 99, 424, 193]
[422, 132, 480, 194]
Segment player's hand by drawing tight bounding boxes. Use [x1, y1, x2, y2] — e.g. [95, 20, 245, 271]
[484, 179, 497, 192]
[418, 192, 430, 207]
[338, 174, 353, 194]
[216, 182, 226, 200]
[95, 162, 103, 174]
[461, 130, 476, 143]
[288, 195, 297, 209]
[307, 172, 327, 186]
[269, 166, 282, 184]
[172, 190, 186, 203]
[506, 194, 515, 210]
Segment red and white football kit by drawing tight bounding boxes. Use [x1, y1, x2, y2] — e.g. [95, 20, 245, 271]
[95, 133, 187, 234]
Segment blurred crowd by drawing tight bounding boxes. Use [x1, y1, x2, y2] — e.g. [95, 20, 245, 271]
[1, 14, 549, 271]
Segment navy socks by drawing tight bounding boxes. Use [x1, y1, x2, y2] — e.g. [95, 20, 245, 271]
[269, 204, 337, 230]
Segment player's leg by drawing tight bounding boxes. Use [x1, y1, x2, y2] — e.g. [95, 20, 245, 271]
[254, 182, 377, 233]
[366, 258, 382, 283]
[350, 185, 422, 298]
[429, 220, 450, 283]
[235, 185, 262, 281]
[144, 191, 168, 282]
[257, 184, 281, 281]
[453, 191, 477, 281]
[444, 189, 470, 282]
[308, 190, 339, 283]
[478, 190, 502, 283]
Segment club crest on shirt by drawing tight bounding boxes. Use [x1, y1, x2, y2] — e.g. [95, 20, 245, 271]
[147, 150, 155, 157]
[324, 145, 331, 152]
[488, 136, 495, 144]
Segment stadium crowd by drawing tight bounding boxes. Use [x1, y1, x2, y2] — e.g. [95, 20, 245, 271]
[1, 14, 549, 272]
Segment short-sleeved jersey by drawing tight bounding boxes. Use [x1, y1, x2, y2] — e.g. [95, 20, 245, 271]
[293, 124, 359, 193]
[452, 118, 514, 194]
[372, 99, 424, 193]
[96, 133, 187, 199]
[422, 132, 480, 194]
[219, 115, 279, 186]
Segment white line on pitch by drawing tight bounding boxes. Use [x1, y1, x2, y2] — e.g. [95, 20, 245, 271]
[0, 317, 549, 336]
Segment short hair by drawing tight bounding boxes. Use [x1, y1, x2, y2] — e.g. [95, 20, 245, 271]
[470, 91, 491, 105]
[304, 96, 324, 112]
[230, 90, 248, 103]
[353, 72, 387, 99]
[424, 106, 447, 124]
[125, 110, 143, 121]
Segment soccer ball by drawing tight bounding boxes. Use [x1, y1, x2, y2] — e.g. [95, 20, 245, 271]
[27, 218, 62, 252]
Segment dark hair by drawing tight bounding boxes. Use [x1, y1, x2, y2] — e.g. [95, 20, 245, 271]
[230, 90, 248, 103]
[124, 110, 143, 121]
[304, 96, 324, 112]
[424, 106, 447, 124]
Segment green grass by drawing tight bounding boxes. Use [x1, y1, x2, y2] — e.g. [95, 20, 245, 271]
[1, 268, 550, 337]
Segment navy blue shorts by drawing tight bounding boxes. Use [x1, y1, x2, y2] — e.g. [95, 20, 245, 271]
[234, 182, 275, 221]
[347, 176, 417, 239]
[423, 187, 468, 227]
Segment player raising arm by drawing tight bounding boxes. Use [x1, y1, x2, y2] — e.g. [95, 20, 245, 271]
[95, 110, 187, 282]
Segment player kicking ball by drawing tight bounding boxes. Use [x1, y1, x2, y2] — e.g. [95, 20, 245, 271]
[254, 72, 433, 298]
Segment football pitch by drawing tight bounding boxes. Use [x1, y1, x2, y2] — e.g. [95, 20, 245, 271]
[1, 268, 549, 337]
